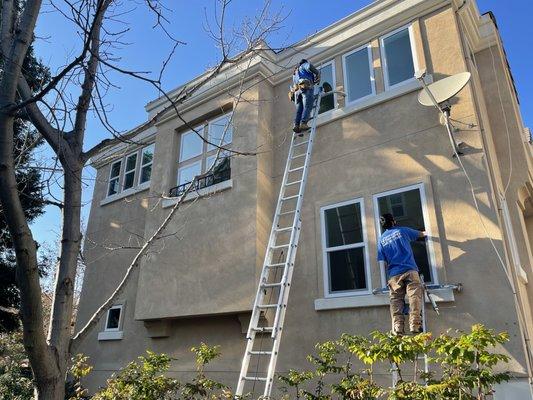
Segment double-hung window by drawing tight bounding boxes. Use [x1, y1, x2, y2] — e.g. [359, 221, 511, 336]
[139, 145, 154, 184]
[321, 199, 370, 296]
[374, 184, 436, 283]
[175, 113, 232, 193]
[380, 25, 418, 89]
[107, 160, 122, 196]
[318, 61, 336, 114]
[123, 153, 137, 190]
[342, 44, 375, 104]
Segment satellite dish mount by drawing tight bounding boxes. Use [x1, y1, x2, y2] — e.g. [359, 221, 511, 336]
[416, 70, 472, 157]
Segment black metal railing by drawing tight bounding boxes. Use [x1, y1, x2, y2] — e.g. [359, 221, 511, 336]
[169, 160, 231, 198]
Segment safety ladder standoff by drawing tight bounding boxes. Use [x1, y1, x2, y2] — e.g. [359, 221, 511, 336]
[235, 88, 327, 399]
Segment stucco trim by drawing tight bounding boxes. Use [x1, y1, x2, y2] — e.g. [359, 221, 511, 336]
[97, 331, 123, 341]
[99, 181, 151, 206]
[314, 287, 455, 311]
[161, 179, 233, 208]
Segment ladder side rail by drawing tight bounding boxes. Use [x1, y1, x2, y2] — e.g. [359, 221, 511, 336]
[270, 93, 322, 337]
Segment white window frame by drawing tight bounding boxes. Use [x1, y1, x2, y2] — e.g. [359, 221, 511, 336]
[320, 198, 371, 298]
[107, 160, 122, 196]
[342, 43, 376, 106]
[317, 60, 337, 113]
[104, 304, 123, 332]
[123, 153, 138, 190]
[380, 24, 419, 91]
[138, 144, 155, 185]
[180, 128, 204, 162]
[372, 183, 438, 285]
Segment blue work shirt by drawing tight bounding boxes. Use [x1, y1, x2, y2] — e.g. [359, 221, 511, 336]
[377, 227, 421, 278]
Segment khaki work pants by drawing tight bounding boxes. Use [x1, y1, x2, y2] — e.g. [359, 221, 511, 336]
[388, 270, 423, 334]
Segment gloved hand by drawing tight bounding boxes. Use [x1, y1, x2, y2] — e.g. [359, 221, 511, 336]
[314, 74, 321, 84]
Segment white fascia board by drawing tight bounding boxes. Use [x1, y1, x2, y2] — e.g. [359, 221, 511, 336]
[456, 0, 497, 52]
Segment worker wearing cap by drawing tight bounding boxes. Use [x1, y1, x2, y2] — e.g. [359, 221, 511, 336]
[289, 59, 320, 133]
[377, 213, 426, 335]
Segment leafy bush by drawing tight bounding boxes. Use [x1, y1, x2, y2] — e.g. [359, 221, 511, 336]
[0, 331, 33, 400]
[279, 325, 511, 400]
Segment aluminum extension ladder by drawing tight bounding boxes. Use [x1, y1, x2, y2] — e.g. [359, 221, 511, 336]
[235, 89, 324, 399]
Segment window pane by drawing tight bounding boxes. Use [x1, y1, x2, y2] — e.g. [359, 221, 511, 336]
[180, 129, 203, 161]
[177, 162, 201, 186]
[140, 165, 151, 184]
[205, 150, 230, 172]
[207, 114, 232, 151]
[328, 247, 366, 292]
[125, 154, 137, 172]
[124, 171, 135, 189]
[318, 63, 335, 114]
[142, 145, 154, 166]
[106, 308, 121, 330]
[383, 28, 415, 87]
[377, 188, 432, 282]
[325, 203, 363, 248]
[108, 178, 119, 196]
[110, 161, 121, 179]
[344, 47, 373, 102]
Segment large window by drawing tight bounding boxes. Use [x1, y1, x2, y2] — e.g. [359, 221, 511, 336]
[374, 184, 435, 283]
[176, 113, 232, 189]
[318, 61, 336, 114]
[105, 144, 154, 199]
[321, 199, 370, 296]
[380, 25, 417, 89]
[342, 44, 375, 104]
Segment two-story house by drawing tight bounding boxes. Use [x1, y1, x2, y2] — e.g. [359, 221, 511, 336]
[75, 0, 533, 397]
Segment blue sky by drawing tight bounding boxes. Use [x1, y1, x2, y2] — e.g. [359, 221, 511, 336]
[30, 0, 532, 247]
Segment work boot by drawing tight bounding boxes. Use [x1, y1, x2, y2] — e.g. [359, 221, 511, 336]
[292, 124, 301, 133]
[410, 326, 423, 335]
[299, 121, 311, 131]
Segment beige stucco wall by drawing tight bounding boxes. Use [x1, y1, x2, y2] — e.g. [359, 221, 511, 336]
[75, 2, 532, 395]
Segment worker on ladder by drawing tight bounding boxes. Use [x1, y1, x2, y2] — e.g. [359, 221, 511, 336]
[289, 59, 321, 134]
[377, 213, 426, 335]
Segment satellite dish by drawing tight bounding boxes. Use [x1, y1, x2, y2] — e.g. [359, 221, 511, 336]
[418, 72, 471, 107]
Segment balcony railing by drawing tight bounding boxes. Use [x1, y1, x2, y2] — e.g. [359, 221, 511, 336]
[169, 159, 231, 198]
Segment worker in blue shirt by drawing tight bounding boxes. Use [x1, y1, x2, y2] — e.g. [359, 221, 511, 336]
[377, 213, 426, 335]
[289, 59, 320, 133]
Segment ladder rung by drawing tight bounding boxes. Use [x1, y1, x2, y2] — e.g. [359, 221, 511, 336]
[271, 243, 290, 249]
[257, 304, 278, 309]
[291, 153, 307, 160]
[293, 140, 309, 147]
[278, 210, 296, 216]
[275, 227, 292, 232]
[285, 180, 303, 187]
[288, 166, 304, 173]
[251, 326, 274, 332]
[266, 262, 286, 268]
[261, 282, 283, 288]
[281, 194, 299, 201]
[249, 350, 273, 355]
[243, 376, 268, 382]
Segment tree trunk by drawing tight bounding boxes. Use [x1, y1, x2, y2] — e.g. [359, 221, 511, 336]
[34, 374, 64, 400]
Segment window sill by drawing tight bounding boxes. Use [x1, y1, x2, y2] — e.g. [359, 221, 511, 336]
[314, 287, 454, 311]
[97, 330, 123, 341]
[316, 75, 433, 129]
[100, 182, 151, 206]
[162, 179, 233, 208]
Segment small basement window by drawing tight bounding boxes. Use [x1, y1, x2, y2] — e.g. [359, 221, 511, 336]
[105, 305, 123, 331]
